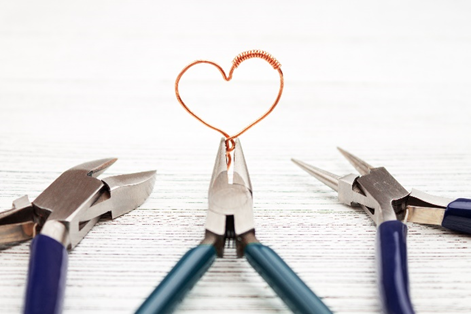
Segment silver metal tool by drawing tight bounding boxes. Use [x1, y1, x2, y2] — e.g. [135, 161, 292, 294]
[0, 158, 156, 314]
[136, 138, 333, 314]
[292, 148, 469, 314]
[292, 148, 454, 227]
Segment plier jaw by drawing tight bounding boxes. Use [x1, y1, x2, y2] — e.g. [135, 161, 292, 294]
[0, 158, 157, 249]
[293, 148, 456, 227]
[293, 150, 411, 226]
[205, 138, 255, 257]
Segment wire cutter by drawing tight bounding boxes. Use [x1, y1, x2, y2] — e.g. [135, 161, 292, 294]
[292, 148, 471, 314]
[136, 138, 333, 314]
[0, 158, 156, 314]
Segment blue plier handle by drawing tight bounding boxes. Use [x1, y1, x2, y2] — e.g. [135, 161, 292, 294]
[293, 148, 471, 314]
[0, 159, 156, 314]
[377, 221, 414, 314]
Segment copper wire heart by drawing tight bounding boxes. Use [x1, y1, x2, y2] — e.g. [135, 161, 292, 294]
[175, 50, 284, 167]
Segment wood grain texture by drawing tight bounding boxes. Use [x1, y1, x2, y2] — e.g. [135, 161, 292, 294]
[1, 1, 471, 313]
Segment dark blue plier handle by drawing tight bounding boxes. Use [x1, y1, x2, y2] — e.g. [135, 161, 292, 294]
[24, 234, 69, 314]
[0, 159, 157, 314]
[292, 148, 471, 314]
[377, 221, 414, 314]
[441, 198, 471, 234]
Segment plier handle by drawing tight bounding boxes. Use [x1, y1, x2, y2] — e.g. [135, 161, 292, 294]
[137, 139, 333, 314]
[293, 148, 471, 314]
[0, 158, 156, 314]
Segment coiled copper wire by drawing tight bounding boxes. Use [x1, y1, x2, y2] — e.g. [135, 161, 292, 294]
[175, 50, 284, 168]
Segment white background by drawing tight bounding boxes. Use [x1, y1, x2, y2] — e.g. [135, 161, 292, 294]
[1, 1, 471, 313]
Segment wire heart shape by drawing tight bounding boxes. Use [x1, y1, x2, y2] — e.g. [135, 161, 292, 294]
[175, 50, 284, 167]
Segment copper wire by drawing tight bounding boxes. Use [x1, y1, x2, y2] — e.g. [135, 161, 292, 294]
[175, 50, 284, 168]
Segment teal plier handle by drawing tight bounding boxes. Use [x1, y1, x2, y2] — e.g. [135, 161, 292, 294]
[135, 244, 216, 314]
[136, 243, 332, 314]
[245, 243, 332, 314]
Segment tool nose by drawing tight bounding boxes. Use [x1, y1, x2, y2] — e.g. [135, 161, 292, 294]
[291, 158, 341, 192]
[70, 158, 118, 177]
[337, 148, 374, 175]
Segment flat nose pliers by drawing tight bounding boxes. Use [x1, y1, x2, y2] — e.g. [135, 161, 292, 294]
[0, 158, 156, 314]
[293, 148, 471, 314]
[137, 139, 333, 314]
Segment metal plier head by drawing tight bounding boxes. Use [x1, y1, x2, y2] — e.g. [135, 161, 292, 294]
[136, 139, 333, 314]
[293, 148, 453, 226]
[0, 158, 156, 249]
[204, 138, 255, 257]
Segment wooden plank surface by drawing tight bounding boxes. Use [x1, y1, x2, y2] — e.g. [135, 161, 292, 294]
[1, 1, 471, 313]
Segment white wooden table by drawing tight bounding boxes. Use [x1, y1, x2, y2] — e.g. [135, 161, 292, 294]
[1, 1, 471, 313]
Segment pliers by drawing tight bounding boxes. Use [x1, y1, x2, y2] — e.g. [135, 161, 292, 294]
[292, 148, 471, 314]
[0, 158, 156, 314]
[136, 138, 333, 314]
